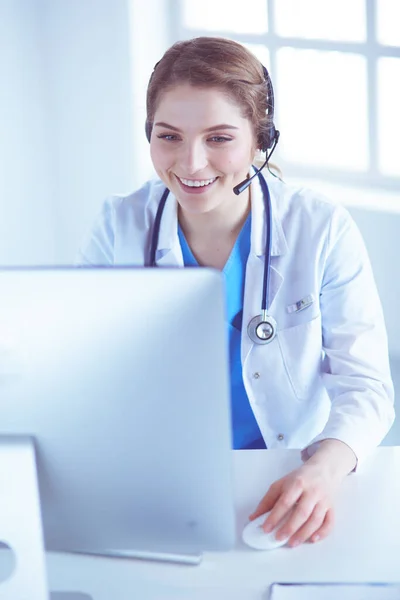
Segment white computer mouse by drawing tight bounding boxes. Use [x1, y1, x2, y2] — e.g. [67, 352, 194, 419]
[242, 511, 291, 550]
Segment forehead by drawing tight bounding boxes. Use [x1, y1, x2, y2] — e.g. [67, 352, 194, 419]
[153, 84, 248, 126]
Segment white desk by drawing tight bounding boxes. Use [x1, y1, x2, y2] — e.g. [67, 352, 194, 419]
[15, 448, 400, 598]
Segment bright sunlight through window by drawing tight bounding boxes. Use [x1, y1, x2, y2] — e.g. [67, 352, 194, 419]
[177, 0, 400, 188]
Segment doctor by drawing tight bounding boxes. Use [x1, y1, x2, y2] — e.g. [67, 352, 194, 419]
[77, 37, 395, 548]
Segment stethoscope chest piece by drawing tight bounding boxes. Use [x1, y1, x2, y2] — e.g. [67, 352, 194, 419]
[247, 313, 277, 345]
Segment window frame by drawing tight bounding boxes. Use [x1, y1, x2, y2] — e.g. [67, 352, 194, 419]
[173, 0, 400, 192]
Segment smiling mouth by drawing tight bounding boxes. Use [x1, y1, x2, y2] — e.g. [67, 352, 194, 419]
[176, 175, 218, 188]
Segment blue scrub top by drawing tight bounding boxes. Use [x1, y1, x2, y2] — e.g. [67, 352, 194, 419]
[178, 216, 266, 450]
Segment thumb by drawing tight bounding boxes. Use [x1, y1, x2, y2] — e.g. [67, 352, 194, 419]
[249, 482, 281, 521]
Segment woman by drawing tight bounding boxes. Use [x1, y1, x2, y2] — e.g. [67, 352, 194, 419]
[77, 37, 394, 548]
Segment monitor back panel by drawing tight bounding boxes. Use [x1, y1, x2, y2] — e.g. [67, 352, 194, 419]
[0, 267, 235, 554]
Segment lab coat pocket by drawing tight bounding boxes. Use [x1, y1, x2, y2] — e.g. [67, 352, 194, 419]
[277, 313, 322, 401]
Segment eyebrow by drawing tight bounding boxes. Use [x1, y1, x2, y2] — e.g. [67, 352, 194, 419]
[154, 122, 239, 133]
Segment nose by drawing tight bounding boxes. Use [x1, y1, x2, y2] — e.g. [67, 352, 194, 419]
[179, 140, 208, 175]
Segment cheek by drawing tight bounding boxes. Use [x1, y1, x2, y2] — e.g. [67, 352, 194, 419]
[218, 146, 254, 172]
[150, 145, 159, 168]
[150, 144, 170, 172]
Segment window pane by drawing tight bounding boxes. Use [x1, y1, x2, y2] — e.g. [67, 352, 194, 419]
[243, 44, 270, 71]
[378, 58, 400, 176]
[275, 0, 366, 42]
[376, 0, 400, 47]
[182, 0, 268, 34]
[276, 48, 368, 170]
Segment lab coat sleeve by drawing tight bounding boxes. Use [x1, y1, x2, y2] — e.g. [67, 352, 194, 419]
[75, 198, 116, 266]
[304, 205, 395, 468]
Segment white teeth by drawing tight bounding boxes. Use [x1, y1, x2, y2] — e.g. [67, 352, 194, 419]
[179, 177, 216, 187]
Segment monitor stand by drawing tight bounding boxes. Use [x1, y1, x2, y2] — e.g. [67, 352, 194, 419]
[0, 435, 202, 600]
[0, 435, 49, 600]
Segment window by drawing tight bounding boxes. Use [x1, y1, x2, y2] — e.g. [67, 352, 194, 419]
[174, 0, 400, 191]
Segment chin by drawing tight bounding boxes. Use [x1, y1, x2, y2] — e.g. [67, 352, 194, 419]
[179, 195, 219, 214]
[179, 199, 214, 212]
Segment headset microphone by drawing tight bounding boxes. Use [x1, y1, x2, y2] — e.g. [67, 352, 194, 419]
[233, 130, 280, 196]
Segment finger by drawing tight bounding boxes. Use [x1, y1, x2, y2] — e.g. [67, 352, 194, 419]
[262, 485, 304, 533]
[285, 503, 327, 547]
[249, 482, 282, 521]
[274, 494, 317, 541]
[309, 508, 335, 543]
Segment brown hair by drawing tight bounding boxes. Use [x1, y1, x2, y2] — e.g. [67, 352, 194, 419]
[146, 37, 274, 151]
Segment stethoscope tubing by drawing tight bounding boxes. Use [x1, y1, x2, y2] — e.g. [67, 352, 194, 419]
[148, 187, 170, 268]
[257, 172, 272, 313]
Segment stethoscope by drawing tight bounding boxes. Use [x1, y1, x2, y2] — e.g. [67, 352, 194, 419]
[147, 171, 277, 345]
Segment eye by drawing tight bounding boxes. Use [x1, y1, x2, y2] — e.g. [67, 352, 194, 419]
[157, 134, 180, 141]
[208, 136, 232, 143]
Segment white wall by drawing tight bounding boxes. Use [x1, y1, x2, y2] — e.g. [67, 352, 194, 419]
[46, 0, 171, 261]
[349, 206, 400, 358]
[0, 0, 55, 265]
[0, 0, 172, 265]
[41, 0, 137, 263]
[129, 0, 171, 186]
[0, 0, 142, 265]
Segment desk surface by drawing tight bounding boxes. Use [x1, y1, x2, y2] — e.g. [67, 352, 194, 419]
[42, 447, 400, 598]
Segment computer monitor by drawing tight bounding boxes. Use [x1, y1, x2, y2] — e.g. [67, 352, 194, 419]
[0, 267, 235, 561]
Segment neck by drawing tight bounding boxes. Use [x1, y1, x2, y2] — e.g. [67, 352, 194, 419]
[178, 187, 251, 241]
[177, 187, 251, 270]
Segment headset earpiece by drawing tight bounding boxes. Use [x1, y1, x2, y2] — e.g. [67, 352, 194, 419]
[261, 125, 275, 153]
[261, 125, 280, 153]
[260, 65, 279, 152]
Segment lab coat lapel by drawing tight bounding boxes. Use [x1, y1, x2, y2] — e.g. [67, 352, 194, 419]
[268, 264, 284, 308]
[153, 189, 183, 267]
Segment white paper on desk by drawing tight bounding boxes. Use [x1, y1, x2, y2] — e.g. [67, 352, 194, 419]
[269, 582, 400, 600]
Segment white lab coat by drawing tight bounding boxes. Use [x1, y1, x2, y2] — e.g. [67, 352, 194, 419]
[77, 173, 395, 465]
